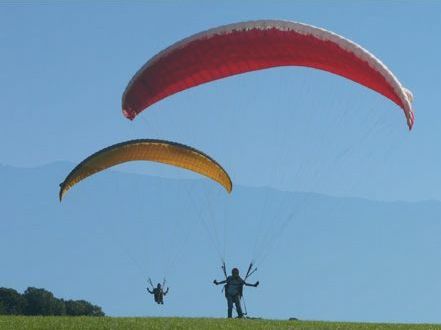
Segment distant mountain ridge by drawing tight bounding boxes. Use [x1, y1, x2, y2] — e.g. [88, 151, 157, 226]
[1, 162, 441, 323]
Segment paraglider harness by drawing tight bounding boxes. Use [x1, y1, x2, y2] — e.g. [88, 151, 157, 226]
[148, 277, 167, 304]
[220, 261, 257, 316]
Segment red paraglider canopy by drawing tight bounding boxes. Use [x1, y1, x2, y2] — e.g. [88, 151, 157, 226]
[122, 20, 414, 129]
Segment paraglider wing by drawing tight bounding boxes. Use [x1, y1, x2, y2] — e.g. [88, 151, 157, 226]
[122, 20, 414, 129]
[59, 139, 232, 201]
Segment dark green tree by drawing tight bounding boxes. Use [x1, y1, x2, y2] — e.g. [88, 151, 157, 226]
[23, 287, 65, 316]
[0, 288, 26, 315]
[65, 299, 104, 316]
[0, 287, 104, 316]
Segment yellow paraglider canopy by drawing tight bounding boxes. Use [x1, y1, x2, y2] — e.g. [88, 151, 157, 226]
[59, 139, 232, 201]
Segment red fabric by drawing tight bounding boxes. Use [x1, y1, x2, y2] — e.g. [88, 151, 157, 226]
[123, 28, 405, 121]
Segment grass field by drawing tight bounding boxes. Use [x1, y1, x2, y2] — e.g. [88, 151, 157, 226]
[1, 317, 441, 330]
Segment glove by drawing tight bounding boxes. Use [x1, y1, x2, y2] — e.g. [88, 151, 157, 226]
[213, 280, 218, 285]
[254, 281, 260, 287]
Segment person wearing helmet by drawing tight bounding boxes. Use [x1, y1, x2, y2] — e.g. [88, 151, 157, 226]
[213, 268, 259, 318]
[147, 283, 169, 304]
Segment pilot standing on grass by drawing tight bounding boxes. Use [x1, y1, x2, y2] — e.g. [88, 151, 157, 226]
[213, 267, 259, 318]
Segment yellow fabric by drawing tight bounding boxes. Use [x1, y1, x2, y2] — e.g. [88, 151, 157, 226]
[59, 139, 232, 200]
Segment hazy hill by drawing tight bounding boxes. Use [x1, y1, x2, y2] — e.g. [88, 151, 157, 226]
[1, 163, 440, 323]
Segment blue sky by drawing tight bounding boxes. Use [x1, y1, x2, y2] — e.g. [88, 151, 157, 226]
[1, 1, 441, 201]
[1, 0, 441, 321]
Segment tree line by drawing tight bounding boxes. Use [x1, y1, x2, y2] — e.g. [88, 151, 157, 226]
[0, 287, 104, 316]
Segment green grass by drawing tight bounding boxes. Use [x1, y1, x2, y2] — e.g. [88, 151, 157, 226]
[1, 316, 441, 330]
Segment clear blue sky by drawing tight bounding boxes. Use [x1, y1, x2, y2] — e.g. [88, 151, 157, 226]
[1, 1, 441, 201]
[1, 1, 441, 321]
